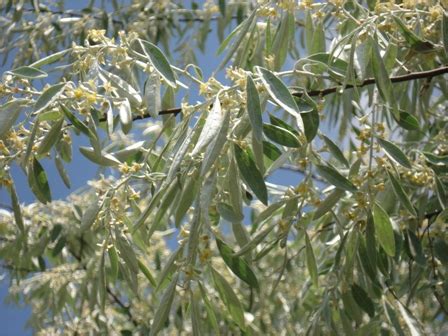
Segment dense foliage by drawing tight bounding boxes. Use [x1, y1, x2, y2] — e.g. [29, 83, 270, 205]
[0, 0, 447, 334]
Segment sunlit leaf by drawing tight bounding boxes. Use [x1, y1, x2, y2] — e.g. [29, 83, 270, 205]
[9, 66, 47, 79]
[263, 124, 301, 148]
[373, 202, 396, 257]
[34, 83, 66, 114]
[377, 138, 412, 169]
[138, 39, 177, 88]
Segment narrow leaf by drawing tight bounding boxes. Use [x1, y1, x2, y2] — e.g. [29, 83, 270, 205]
[138, 39, 177, 88]
[315, 164, 357, 192]
[305, 232, 318, 287]
[234, 144, 268, 205]
[263, 124, 301, 148]
[119, 98, 132, 134]
[34, 83, 66, 114]
[386, 170, 416, 216]
[0, 100, 25, 138]
[28, 157, 52, 204]
[257, 67, 304, 132]
[351, 283, 375, 318]
[246, 75, 263, 142]
[216, 238, 259, 289]
[37, 117, 64, 155]
[9, 66, 47, 79]
[322, 135, 349, 167]
[150, 274, 179, 336]
[191, 96, 223, 156]
[373, 202, 396, 256]
[210, 267, 245, 330]
[377, 138, 412, 169]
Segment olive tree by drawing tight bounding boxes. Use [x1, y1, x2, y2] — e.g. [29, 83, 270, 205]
[0, 0, 447, 334]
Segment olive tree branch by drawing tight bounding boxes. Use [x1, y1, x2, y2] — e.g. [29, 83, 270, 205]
[105, 65, 448, 124]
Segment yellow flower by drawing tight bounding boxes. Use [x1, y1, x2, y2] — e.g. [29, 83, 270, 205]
[87, 29, 106, 43]
[73, 88, 84, 99]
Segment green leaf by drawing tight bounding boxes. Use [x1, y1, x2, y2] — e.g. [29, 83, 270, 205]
[305, 232, 318, 287]
[116, 234, 139, 275]
[301, 108, 319, 142]
[269, 114, 299, 135]
[210, 266, 245, 330]
[246, 75, 263, 143]
[386, 170, 417, 216]
[190, 291, 202, 336]
[351, 283, 375, 318]
[38, 110, 63, 122]
[373, 202, 396, 257]
[314, 188, 345, 220]
[216, 9, 256, 69]
[370, 38, 398, 119]
[263, 124, 301, 148]
[138, 39, 176, 88]
[234, 144, 268, 205]
[263, 141, 282, 161]
[322, 135, 349, 167]
[216, 238, 259, 289]
[138, 259, 157, 287]
[443, 11, 448, 56]
[315, 164, 357, 192]
[52, 236, 66, 257]
[198, 283, 220, 335]
[28, 157, 52, 204]
[8, 182, 24, 233]
[257, 67, 304, 132]
[393, 15, 434, 52]
[29, 49, 69, 68]
[79, 147, 121, 166]
[99, 69, 142, 105]
[217, 202, 244, 223]
[108, 245, 119, 282]
[55, 155, 71, 188]
[150, 274, 178, 336]
[60, 104, 92, 137]
[435, 174, 447, 210]
[80, 202, 100, 230]
[397, 112, 419, 131]
[34, 83, 66, 114]
[9, 66, 47, 79]
[377, 138, 412, 169]
[434, 238, 448, 265]
[37, 117, 64, 155]
[422, 152, 448, 165]
[0, 99, 26, 139]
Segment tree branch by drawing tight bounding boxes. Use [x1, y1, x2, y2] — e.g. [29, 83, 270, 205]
[297, 65, 448, 98]
[109, 65, 448, 123]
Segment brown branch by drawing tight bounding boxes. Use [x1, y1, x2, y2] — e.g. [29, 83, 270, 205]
[296, 66, 448, 98]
